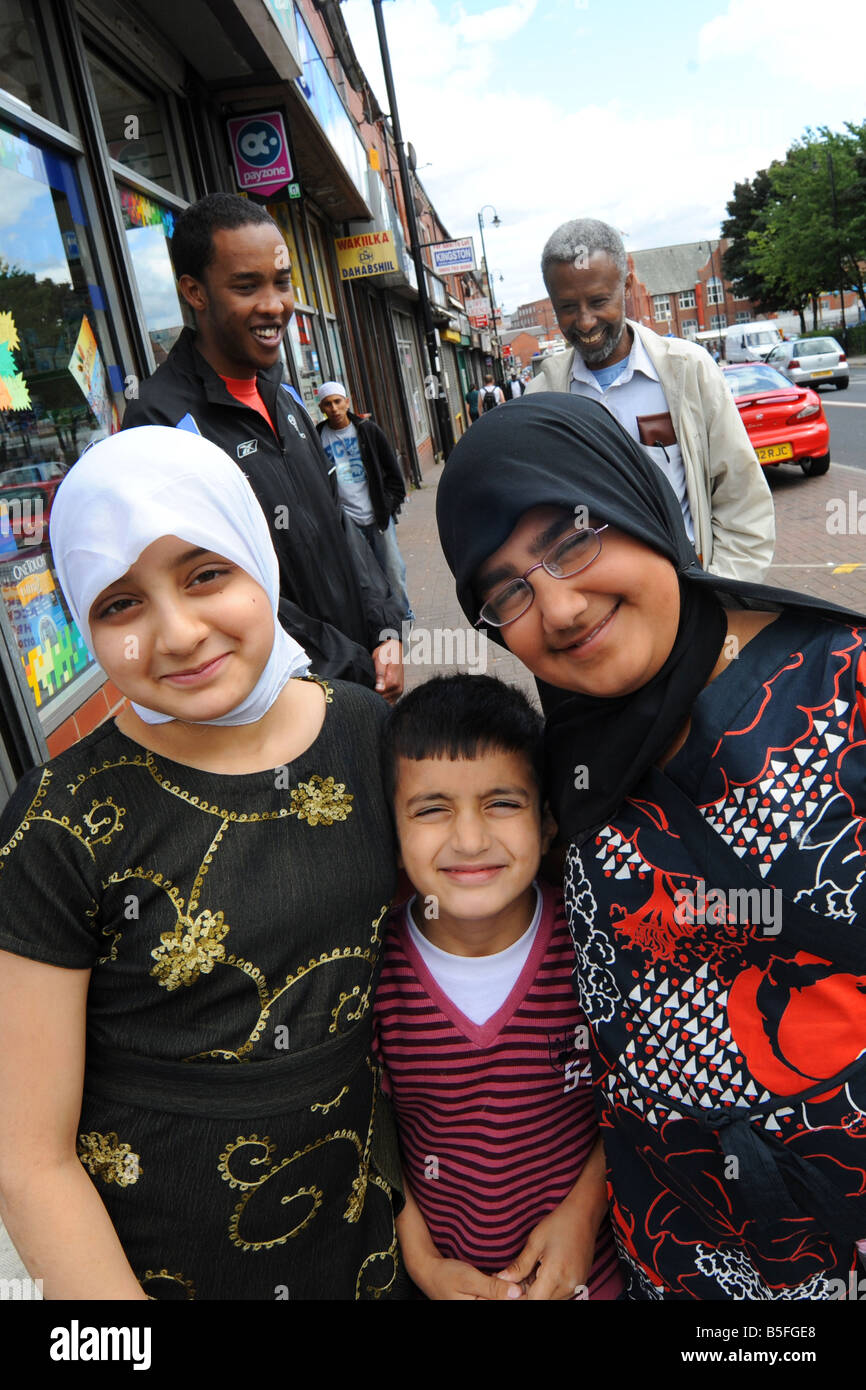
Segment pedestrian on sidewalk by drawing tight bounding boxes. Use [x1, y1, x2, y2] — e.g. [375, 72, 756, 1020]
[437, 392, 866, 1302]
[526, 217, 774, 582]
[465, 381, 480, 423]
[123, 192, 402, 699]
[479, 374, 506, 412]
[0, 426, 404, 1301]
[316, 381, 414, 626]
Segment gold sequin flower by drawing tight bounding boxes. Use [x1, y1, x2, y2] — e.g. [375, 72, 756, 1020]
[150, 908, 230, 991]
[78, 1131, 141, 1186]
[289, 775, 353, 826]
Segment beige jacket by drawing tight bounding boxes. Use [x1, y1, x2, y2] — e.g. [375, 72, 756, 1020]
[525, 322, 775, 581]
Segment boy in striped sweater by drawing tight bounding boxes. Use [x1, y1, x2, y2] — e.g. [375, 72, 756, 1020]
[373, 675, 622, 1300]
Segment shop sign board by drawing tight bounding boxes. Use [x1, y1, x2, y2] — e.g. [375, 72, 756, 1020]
[466, 295, 490, 329]
[226, 112, 294, 198]
[334, 231, 398, 279]
[429, 237, 476, 275]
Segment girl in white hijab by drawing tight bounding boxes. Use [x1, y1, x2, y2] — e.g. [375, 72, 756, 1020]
[0, 427, 403, 1301]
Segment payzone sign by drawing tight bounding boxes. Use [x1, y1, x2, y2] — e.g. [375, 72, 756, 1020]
[227, 113, 293, 197]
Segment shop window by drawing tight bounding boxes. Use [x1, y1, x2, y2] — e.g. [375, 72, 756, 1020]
[85, 46, 181, 196]
[286, 311, 323, 416]
[0, 0, 61, 125]
[393, 311, 430, 447]
[0, 125, 119, 728]
[269, 201, 312, 308]
[119, 186, 184, 362]
[308, 220, 334, 315]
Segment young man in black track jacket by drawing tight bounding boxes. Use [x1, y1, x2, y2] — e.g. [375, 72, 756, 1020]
[122, 193, 403, 699]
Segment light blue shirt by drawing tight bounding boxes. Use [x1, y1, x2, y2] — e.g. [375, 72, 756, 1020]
[569, 330, 694, 540]
[320, 422, 375, 525]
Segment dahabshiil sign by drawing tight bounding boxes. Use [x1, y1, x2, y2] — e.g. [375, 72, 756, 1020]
[335, 231, 398, 279]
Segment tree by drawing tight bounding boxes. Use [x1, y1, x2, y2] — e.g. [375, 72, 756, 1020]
[722, 126, 866, 332]
[721, 169, 788, 313]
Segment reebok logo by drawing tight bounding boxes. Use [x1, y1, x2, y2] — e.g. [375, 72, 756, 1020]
[237, 439, 258, 458]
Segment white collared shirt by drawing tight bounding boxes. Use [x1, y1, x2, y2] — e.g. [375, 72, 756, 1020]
[569, 331, 694, 540]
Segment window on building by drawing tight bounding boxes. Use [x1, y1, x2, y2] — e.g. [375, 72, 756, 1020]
[0, 0, 61, 125]
[393, 310, 430, 447]
[706, 277, 724, 306]
[0, 124, 118, 730]
[119, 187, 184, 363]
[735, 310, 752, 324]
[679, 290, 696, 310]
[710, 314, 727, 330]
[286, 311, 323, 417]
[652, 294, 670, 320]
[85, 45, 184, 197]
[681, 319, 698, 339]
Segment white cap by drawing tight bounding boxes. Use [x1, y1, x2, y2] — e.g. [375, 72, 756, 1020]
[317, 381, 347, 402]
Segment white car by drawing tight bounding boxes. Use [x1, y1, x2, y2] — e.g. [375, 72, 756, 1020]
[764, 337, 849, 391]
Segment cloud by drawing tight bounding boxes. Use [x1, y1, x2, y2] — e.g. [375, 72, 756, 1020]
[698, 0, 864, 89]
[342, 0, 863, 312]
[125, 226, 184, 332]
[454, 0, 538, 44]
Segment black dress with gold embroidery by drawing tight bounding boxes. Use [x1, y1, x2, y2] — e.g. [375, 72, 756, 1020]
[0, 678, 401, 1300]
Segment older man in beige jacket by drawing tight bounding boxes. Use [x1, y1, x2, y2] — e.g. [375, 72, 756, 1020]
[526, 219, 774, 582]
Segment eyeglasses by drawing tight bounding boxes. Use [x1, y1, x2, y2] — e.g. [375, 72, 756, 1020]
[476, 525, 608, 628]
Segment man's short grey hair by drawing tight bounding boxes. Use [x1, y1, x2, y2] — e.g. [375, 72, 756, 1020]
[541, 219, 627, 289]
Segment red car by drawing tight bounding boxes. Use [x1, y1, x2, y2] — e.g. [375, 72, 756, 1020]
[722, 363, 830, 477]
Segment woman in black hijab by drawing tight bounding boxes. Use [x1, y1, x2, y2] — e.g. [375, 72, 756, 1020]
[436, 392, 866, 1301]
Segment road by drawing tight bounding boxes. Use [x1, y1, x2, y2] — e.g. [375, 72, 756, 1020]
[816, 363, 866, 472]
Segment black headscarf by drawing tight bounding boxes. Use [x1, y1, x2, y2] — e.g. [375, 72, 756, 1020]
[436, 393, 864, 838]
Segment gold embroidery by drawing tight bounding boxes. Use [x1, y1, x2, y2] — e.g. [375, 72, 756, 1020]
[150, 908, 230, 991]
[82, 797, 125, 848]
[303, 673, 334, 703]
[78, 1131, 141, 1186]
[218, 1133, 364, 1250]
[289, 774, 353, 826]
[139, 1269, 196, 1300]
[189, 819, 228, 917]
[355, 1237, 398, 1300]
[310, 1086, 348, 1115]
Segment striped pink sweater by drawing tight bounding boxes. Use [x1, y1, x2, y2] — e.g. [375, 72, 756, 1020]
[373, 882, 622, 1296]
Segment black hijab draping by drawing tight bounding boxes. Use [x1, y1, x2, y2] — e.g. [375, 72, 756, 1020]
[436, 393, 864, 838]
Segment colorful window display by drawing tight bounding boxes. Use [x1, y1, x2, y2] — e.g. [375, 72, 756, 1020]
[119, 187, 185, 362]
[0, 125, 118, 724]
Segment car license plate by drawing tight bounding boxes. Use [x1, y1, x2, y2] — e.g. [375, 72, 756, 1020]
[756, 443, 794, 462]
[810, 369, 833, 377]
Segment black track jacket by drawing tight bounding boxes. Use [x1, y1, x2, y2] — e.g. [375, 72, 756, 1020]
[123, 329, 399, 685]
[315, 413, 406, 532]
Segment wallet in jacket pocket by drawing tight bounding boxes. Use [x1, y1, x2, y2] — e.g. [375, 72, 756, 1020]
[637, 411, 677, 448]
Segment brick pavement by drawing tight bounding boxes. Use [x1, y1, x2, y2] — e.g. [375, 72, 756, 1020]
[395, 456, 866, 702]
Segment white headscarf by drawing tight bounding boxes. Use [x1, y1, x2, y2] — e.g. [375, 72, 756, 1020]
[49, 425, 309, 726]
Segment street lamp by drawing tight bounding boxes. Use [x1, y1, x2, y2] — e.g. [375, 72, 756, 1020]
[477, 205, 503, 383]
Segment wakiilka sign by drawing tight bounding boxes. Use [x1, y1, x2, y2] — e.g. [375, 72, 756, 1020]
[334, 231, 398, 279]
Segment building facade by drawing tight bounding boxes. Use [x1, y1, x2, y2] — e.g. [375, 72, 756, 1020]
[626, 240, 758, 338]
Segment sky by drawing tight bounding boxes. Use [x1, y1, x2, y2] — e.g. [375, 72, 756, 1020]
[341, 0, 865, 314]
